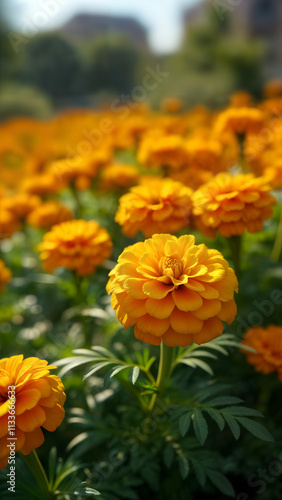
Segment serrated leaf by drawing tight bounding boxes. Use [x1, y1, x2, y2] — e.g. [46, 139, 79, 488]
[180, 359, 214, 375]
[223, 414, 241, 440]
[206, 396, 243, 407]
[90, 345, 114, 358]
[104, 365, 129, 388]
[179, 412, 192, 437]
[203, 408, 225, 431]
[237, 417, 274, 442]
[163, 444, 174, 468]
[130, 366, 140, 385]
[178, 455, 189, 479]
[74, 486, 101, 496]
[83, 361, 115, 380]
[193, 410, 208, 445]
[226, 406, 263, 418]
[191, 460, 206, 487]
[185, 350, 217, 359]
[206, 470, 235, 497]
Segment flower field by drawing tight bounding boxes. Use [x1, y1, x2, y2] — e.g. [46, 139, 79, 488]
[0, 86, 282, 500]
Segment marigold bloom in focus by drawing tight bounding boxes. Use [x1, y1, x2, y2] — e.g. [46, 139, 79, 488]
[193, 173, 276, 237]
[115, 178, 193, 238]
[27, 201, 73, 229]
[107, 234, 238, 347]
[100, 164, 140, 191]
[0, 259, 11, 291]
[38, 219, 112, 275]
[241, 326, 282, 380]
[0, 355, 66, 470]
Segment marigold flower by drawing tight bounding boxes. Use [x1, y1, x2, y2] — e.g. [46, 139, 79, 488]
[229, 91, 252, 108]
[0, 355, 66, 470]
[20, 174, 59, 196]
[263, 163, 282, 190]
[193, 173, 276, 237]
[0, 210, 20, 239]
[137, 134, 189, 170]
[241, 326, 282, 380]
[100, 164, 140, 191]
[161, 97, 183, 113]
[214, 107, 265, 136]
[38, 219, 113, 275]
[115, 178, 193, 238]
[0, 259, 11, 291]
[107, 234, 238, 347]
[1, 193, 41, 219]
[263, 80, 282, 99]
[27, 202, 73, 229]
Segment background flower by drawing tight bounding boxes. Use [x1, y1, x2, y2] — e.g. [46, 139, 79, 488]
[241, 325, 282, 380]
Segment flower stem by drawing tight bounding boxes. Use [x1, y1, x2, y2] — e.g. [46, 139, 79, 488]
[21, 450, 52, 499]
[228, 235, 242, 280]
[148, 341, 174, 414]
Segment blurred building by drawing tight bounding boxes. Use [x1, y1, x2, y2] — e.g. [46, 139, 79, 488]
[61, 14, 148, 48]
[184, 0, 282, 78]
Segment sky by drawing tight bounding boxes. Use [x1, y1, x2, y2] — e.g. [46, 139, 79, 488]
[2, 0, 202, 53]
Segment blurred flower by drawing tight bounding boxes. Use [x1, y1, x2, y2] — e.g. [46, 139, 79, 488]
[100, 164, 140, 191]
[137, 133, 189, 170]
[241, 325, 282, 380]
[0, 259, 11, 291]
[107, 234, 238, 346]
[161, 97, 183, 113]
[27, 201, 73, 229]
[193, 173, 276, 237]
[115, 177, 193, 237]
[263, 162, 282, 190]
[214, 107, 265, 136]
[229, 91, 252, 108]
[0, 355, 66, 470]
[19, 174, 59, 196]
[38, 219, 112, 275]
[1, 193, 41, 219]
[263, 80, 282, 99]
[0, 210, 20, 239]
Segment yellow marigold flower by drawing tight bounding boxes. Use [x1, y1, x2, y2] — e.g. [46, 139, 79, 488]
[115, 178, 193, 238]
[263, 163, 282, 190]
[38, 219, 113, 275]
[263, 79, 282, 99]
[161, 97, 183, 113]
[214, 107, 265, 136]
[185, 139, 223, 172]
[170, 167, 213, 190]
[107, 234, 238, 347]
[100, 164, 140, 191]
[193, 173, 276, 237]
[0, 259, 11, 292]
[1, 193, 41, 219]
[20, 174, 59, 196]
[27, 202, 73, 229]
[241, 326, 282, 380]
[137, 134, 189, 170]
[229, 91, 252, 108]
[0, 210, 20, 240]
[0, 355, 66, 470]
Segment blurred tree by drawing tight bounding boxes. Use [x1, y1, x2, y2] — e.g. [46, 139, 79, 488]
[22, 33, 85, 104]
[86, 36, 141, 94]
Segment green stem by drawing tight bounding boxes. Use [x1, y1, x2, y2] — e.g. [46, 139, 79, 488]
[228, 235, 242, 280]
[70, 183, 82, 218]
[148, 342, 174, 414]
[21, 450, 52, 500]
[271, 209, 282, 262]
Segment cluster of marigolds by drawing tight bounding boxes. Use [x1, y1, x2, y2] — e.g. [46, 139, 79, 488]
[0, 82, 282, 468]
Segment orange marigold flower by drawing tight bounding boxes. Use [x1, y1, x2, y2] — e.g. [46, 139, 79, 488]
[107, 234, 238, 347]
[229, 91, 252, 108]
[27, 201, 73, 229]
[38, 219, 113, 275]
[263, 79, 282, 99]
[161, 97, 183, 113]
[1, 193, 41, 219]
[19, 174, 59, 196]
[193, 173, 276, 237]
[0, 355, 66, 470]
[214, 107, 265, 136]
[0, 259, 11, 292]
[137, 134, 189, 170]
[115, 178, 193, 238]
[0, 210, 20, 239]
[263, 163, 282, 190]
[241, 325, 282, 380]
[100, 164, 140, 191]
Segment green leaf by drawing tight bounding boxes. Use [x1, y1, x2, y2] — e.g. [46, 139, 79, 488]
[224, 414, 241, 440]
[48, 447, 57, 487]
[130, 366, 140, 385]
[206, 396, 243, 407]
[191, 460, 206, 487]
[74, 484, 101, 496]
[203, 408, 225, 431]
[104, 365, 129, 388]
[206, 470, 235, 497]
[180, 359, 214, 375]
[163, 444, 174, 468]
[179, 412, 192, 437]
[83, 361, 115, 380]
[237, 417, 274, 442]
[177, 455, 190, 479]
[226, 406, 263, 418]
[193, 410, 208, 445]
